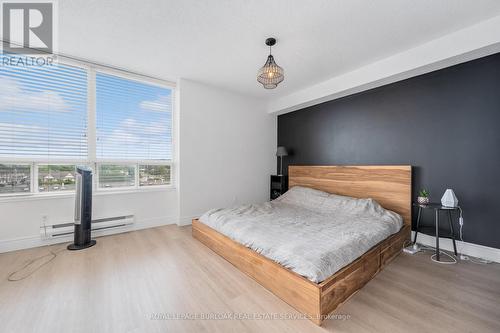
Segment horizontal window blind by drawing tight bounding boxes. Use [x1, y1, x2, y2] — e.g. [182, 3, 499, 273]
[0, 59, 88, 161]
[96, 72, 173, 161]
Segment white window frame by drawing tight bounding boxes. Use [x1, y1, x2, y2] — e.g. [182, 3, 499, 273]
[0, 57, 176, 199]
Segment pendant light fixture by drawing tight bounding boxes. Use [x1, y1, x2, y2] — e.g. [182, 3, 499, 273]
[257, 37, 284, 89]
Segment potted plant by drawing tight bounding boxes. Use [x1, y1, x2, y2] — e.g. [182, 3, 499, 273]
[417, 189, 430, 205]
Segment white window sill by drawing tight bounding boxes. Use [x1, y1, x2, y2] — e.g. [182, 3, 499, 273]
[0, 186, 177, 203]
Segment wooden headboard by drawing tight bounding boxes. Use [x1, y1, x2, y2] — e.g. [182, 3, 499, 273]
[288, 165, 412, 225]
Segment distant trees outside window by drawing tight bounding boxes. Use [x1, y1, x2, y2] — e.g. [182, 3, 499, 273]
[139, 165, 171, 186]
[0, 164, 30, 194]
[38, 165, 76, 192]
[98, 164, 135, 189]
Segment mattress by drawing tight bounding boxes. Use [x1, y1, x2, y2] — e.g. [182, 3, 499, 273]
[199, 186, 403, 283]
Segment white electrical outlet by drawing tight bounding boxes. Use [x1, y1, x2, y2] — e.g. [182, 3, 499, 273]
[41, 215, 49, 239]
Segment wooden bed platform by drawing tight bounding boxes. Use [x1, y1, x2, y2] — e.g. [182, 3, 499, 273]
[192, 165, 412, 325]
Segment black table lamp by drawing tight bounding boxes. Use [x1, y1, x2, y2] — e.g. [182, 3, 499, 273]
[276, 146, 288, 175]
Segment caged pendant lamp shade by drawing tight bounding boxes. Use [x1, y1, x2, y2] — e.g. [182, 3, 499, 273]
[257, 38, 284, 89]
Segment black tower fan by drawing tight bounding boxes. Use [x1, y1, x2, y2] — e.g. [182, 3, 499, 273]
[67, 166, 96, 250]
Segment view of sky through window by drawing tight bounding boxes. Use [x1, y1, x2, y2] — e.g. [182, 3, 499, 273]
[96, 73, 173, 161]
[0, 58, 173, 162]
[0, 56, 173, 193]
[0, 60, 88, 160]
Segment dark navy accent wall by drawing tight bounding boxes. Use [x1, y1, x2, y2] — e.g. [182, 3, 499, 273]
[277, 52, 500, 249]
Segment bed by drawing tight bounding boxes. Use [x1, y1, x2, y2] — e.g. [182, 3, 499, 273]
[192, 165, 411, 325]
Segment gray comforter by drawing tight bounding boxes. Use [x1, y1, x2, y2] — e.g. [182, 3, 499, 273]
[199, 186, 402, 283]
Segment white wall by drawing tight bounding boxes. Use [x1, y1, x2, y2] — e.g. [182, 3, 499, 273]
[268, 14, 500, 114]
[177, 79, 276, 225]
[0, 80, 277, 252]
[0, 190, 179, 252]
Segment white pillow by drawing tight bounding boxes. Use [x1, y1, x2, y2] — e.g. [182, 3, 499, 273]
[276, 186, 402, 227]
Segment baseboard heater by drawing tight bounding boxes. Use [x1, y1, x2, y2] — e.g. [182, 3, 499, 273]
[40, 215, 135, 239]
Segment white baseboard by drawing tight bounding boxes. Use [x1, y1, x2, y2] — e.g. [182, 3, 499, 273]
[132, 216, 178, 231]
[411, 231, 500, 263]
[177, 214, 202, 226]
[0, 235, 56, 254]
[3, 223, 498, 264]
[0, 215, 178, 254]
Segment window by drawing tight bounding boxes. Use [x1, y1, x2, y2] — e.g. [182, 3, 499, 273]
[0, 61, 88, 160]
[0, 55, 175, 197]
[139, 165, 171, 186]
[98, 164, 135, 189]
[96, 73, 173, 161]
[0, 164, 31, 194]
[38, 165, 76, 192]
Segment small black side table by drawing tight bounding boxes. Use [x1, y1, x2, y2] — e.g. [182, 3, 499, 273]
[413, 203, 459, 261]
[270, 175, 288, 200]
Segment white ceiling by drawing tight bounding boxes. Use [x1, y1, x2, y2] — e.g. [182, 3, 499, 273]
[58, 0, 500, 100]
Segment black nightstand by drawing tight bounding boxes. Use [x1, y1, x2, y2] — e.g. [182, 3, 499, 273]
[413, 203, 459, 261]
[270, 175, 288, 200]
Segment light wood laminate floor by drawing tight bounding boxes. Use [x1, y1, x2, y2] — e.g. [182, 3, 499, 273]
[0, 225, 499, 333]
